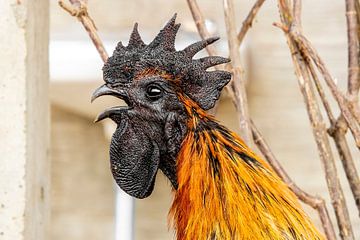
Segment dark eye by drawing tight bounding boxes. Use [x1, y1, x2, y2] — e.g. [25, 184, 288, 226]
[146, 84, 163, 100]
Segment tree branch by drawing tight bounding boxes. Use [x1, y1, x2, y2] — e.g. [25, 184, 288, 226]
[223, 0, 253, 145]
[307, 36, 360, 218]
[236, 0, 266, 47]
[343, 0, 360, 146]
[277, 0, 355, 239]
[345, 0, 360, 100]
[307, 61, 337, 125]
[186, 0, 218, 56]
[328, 116, 360, 217]
[58, 0, 108, 62]
[325, 0, 360, 217]
[292, 32, 360, 148]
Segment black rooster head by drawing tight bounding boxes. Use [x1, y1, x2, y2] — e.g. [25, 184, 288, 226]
[92, 14, 231, 198]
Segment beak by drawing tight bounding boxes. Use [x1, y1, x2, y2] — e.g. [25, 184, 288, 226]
[94, 106, 129, 123]
[91, 84, 128, 103]
[92, 84, 131, 123]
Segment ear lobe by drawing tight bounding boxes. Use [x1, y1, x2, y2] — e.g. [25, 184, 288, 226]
[110, 119, 160, 199]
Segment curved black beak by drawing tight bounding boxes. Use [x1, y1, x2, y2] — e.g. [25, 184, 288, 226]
[91, 84, 128, 103]
[94, 106, 129, 123]
[92, 84, 131, 123]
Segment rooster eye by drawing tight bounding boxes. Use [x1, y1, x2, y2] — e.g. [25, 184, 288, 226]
[146, 85, 163, 100]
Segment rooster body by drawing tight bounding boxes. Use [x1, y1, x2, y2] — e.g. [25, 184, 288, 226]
[92, 15, 323, 240]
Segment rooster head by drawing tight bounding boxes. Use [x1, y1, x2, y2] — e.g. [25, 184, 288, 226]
[92, 14, 231, 198]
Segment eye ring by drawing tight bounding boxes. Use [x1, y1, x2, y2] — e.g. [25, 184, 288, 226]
[146, 84, 163, 100]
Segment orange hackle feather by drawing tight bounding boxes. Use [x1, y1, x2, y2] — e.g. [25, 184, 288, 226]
[169, 94, 324, 240]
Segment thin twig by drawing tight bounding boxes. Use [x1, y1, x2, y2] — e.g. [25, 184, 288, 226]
[236, 0, 266, 47]
[328, 116, 360, 217]
[223, 0, 253, 145]
[186, 0, 218, 56]
[277, 0, 355, 239]
[345, 0, 360, 101]
[297, 43, 353, 240]
[307, 62, 337, 125]
[328, 0, 360, 216]
[344, 0, 360, 139]
[58, 0, 108, 62]
[251, 121, 336, 240]
[292, 33, 360, 148]
[279, 1, 360, 147]
[308, 39, 360, 218]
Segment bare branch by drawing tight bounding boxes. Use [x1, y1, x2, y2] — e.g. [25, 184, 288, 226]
[186, 0, 218, 56]
[236, 0, 266, 47]
[292, 0, 302, 27]
[277, 0, 355, 238]
[328, 116, 360, 217]
[345, 0, 360, 98]
[223, 0, 253, 145]
[345, 0, 360, 134]
[293, 33, 360, 148]
[58, 0, 108, 62]
[325, 0, 360, 216]
[307, 38, 360, 217]
[285, 0, 360, 223]
[307, 61, 337, 125]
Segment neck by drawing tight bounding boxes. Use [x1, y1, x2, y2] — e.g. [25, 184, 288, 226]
[169, 105, 323, 239]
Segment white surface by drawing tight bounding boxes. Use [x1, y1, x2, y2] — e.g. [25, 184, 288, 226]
[50, 40, 114, 82]
[115, 187, 135, 240]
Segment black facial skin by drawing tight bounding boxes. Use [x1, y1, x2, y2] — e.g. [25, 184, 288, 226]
[92, 14, 231, 199]
[93, 77, 187, 198]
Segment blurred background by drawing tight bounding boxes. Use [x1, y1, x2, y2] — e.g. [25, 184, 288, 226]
[1, 0, 360, 239]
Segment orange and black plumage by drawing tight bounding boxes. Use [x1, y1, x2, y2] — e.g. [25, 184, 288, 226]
[92, 15, 324, 239]
[170, 95, 323, 239]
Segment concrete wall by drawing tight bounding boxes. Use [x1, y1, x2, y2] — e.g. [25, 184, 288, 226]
[0, 1, 49, 239]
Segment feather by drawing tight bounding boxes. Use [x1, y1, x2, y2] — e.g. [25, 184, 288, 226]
[169, 94, 324, 240]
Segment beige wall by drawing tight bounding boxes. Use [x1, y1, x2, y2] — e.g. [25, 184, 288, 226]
[50, 105, 115, 240]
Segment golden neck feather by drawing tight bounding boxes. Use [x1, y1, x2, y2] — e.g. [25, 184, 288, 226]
[169, 96, 323, 240]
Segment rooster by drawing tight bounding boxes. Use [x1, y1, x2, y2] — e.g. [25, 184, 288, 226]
[92, 15, 323, 240]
